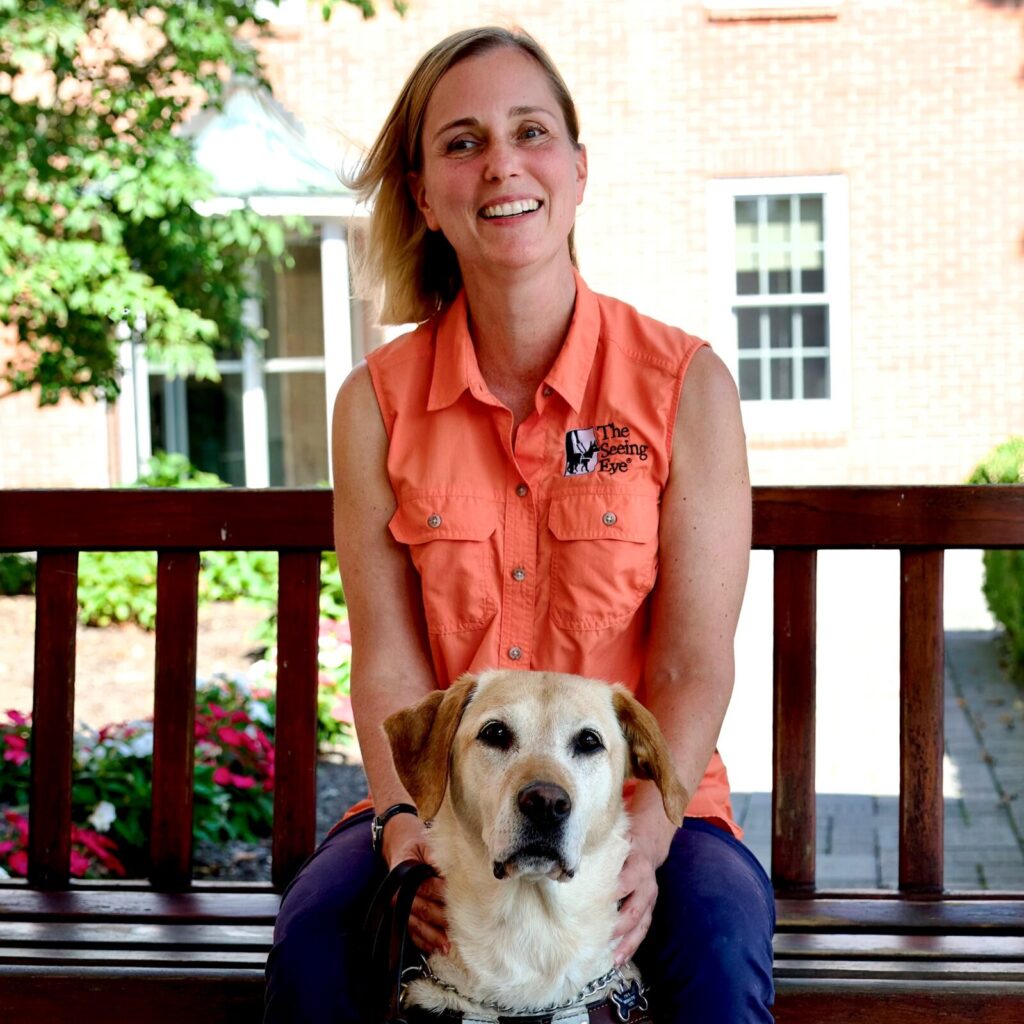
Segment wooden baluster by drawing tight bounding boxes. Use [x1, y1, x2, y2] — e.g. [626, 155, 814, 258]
[151, 550, 200, 891]
[772, 548, 817, 894]
[272, 550, 321, 890]
[899, 548, 945, 894]
[29, 551, 79, 889]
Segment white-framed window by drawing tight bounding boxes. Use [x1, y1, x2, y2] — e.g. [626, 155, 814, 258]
[707, 175, 850, 435]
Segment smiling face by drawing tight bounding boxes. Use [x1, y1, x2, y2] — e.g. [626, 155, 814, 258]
[409, 46, 588, 281]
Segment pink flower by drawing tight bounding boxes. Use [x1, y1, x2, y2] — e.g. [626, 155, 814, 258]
[70, 851, 90, 877]
[212, 766, 256, 789]
[5, 710, 30, 726]
[212, 765, 232, 786]
[3, 735, 29, 766]
[217, 726, 245, 747]
[7, 850, 27, 877]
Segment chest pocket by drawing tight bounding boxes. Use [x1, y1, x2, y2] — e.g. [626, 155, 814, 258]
[389, 495, 500, 635]
[547, 491, 660, 631]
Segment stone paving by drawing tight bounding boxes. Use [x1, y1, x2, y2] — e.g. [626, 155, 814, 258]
[732, 627, 1024, 891]
[719, 549, 1024, 891]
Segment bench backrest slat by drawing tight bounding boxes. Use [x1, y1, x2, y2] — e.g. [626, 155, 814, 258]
[272, 551, 322, 890]
[151, 551, 201, 891]
[28, 550, 79, 889]
[898, 548, 946, 893]
[771, 549, 817, 893]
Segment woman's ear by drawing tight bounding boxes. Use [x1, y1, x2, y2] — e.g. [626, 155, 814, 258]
[407, 171, 440, 232]
[574, 144, 588, 206]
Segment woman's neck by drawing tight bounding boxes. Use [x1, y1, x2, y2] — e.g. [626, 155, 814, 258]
[462, 259, 578, 425]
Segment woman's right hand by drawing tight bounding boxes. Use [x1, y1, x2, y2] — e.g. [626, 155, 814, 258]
[381, 811, 449, 956]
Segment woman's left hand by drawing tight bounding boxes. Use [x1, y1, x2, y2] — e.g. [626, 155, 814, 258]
[612, 795, 678, 964]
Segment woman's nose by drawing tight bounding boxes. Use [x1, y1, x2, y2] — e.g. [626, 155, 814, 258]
[483, 138, 520, 181]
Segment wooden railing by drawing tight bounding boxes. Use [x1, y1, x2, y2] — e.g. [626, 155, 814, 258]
[3, 486, 1024, 896]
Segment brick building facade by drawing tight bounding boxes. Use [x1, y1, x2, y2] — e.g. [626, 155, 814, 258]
[5, 0, 1022, 487]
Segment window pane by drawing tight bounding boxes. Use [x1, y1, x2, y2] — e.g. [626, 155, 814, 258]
[738, 358, 761, 400]
[800, 266, 824, 293]
[737, 308, 761, 349]
[768, 256, 793, 295]
[797, 196, 824, 293]
[798, 197, 823, 246]
[736, 268, 760, 295]
[187, 376, 246, 485]
[264, 245, 325, 359]
[735, 199, 760, 295]
[267, 372, 328, 485]
[769, 308, 792, 349]
[735, 199, 758, 245]
[771, 357, 794, 400]
[766, 197, 791, 246]
[804, 356, 830, 399]
[802, 305, 830, 349]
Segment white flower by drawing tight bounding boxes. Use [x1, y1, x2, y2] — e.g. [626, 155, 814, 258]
[87, 801, 117, 833]
[0, 865, 9, 879]
[127, 729, 154, 758]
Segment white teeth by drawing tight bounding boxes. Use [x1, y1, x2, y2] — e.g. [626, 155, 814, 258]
[482, 199, 540, 219]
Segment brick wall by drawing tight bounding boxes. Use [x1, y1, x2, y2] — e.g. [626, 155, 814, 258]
[3, 0, 1020, 487]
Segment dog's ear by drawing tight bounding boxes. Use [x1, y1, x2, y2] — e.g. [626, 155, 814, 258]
[611, 686, 689, 826]
[383, 674, 477, 821]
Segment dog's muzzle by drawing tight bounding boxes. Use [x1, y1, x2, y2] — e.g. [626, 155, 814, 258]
[493, 781, 575, 881]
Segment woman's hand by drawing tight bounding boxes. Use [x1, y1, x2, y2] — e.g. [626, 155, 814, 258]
[612, 796, 677, 964]
[381, 812, 449, 956]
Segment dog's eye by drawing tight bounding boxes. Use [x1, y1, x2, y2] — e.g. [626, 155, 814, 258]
[478, 721, 514, 750]
[573, 729, 604, 755]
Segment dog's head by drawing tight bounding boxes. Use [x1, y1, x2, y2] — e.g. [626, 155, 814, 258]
[383, 670, 688, 883]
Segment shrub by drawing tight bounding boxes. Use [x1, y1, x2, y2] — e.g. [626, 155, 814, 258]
[0, 675, 278, 878]
[249, 617, 353, 747]
[968, 437, 1024, 682]
[0, 554, 35, 596]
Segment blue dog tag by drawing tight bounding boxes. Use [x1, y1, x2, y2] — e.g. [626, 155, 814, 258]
[609, 979, 648, 1022]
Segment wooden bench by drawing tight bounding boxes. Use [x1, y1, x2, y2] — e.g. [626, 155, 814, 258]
[1, 486, 1023, 1022]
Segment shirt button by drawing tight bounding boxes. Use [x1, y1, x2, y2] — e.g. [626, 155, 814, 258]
[511, 567, 526, 582]
[427, 514, 442, 529]
[508, 646, 523, 661]
[602, 511, 617, 526]
[516, 484, 528, 497]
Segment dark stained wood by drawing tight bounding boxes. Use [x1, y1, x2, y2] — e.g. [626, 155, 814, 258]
[28, 551, 79, 889]
[753, 486, 1024, 549]
[0, 489, 334, 551]
[0, 966, 264, 1023]
[899, 550, 945, 894]
[773, 981, 1024, 1023]
[772, 549, 817, 893]
[0, 887, 279, 922]
[272, 551, 322, 890]
[776, 897, 1024, 933]
[151, 551, 201, 891]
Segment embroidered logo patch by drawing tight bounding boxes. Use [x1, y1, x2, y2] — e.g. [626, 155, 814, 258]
[564, 422, 649, 477]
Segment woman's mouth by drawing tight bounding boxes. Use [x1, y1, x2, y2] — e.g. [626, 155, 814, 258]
[480, 199, 542, 220]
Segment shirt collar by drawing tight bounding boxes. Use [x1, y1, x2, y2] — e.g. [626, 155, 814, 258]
[426, 268, 601, 415]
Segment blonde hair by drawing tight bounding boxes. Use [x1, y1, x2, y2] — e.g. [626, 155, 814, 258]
[346, 27, 582, 325]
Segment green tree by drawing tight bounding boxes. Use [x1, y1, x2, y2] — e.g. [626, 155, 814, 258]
[0, 0, 397, 406]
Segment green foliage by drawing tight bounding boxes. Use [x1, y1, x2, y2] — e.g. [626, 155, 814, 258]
[134, 450, 227, 489]
[0, 554, 35, 596]
[0, 676, 278, 878]
[0, 0, 396, 405]
[969, 438, 1024, 682]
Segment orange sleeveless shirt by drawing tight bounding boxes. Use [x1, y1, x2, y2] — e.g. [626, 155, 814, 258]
[364, 272, 740, 837]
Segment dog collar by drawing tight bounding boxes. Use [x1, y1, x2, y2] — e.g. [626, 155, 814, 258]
[403, 962, 651, 1024]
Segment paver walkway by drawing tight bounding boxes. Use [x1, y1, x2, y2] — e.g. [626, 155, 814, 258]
[730, 599, 1024, 890]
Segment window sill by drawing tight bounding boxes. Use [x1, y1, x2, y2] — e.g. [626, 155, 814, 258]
[705, 1, 841, 21]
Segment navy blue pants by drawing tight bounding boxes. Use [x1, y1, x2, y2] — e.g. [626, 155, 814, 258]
[264, 812, 776, 1022]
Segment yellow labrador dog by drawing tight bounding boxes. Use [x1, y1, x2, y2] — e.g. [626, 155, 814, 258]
[383, 669, 687, 1023]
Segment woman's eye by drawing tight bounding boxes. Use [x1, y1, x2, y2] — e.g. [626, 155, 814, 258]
[478, 721, 514, 750]
[446, 136, 478, 153]
[520, 124, 546, 141]
[573, 729, 604, 756]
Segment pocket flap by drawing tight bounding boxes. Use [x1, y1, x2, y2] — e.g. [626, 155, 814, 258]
[548, 492, 660, 543]
[389, 495, 499, 545]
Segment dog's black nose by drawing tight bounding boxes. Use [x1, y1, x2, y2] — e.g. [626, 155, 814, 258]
[517, 782, 572, 827]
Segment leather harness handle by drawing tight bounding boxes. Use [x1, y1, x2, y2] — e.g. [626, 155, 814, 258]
[364, 858, 439, 1023]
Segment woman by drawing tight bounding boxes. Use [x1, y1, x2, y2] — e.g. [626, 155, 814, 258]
[264, 26, 775, 1023]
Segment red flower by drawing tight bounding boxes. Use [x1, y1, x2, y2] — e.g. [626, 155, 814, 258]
[7, 850, 27, 877]
[2, 734, 29, 766]
[4, 709, 30, 726]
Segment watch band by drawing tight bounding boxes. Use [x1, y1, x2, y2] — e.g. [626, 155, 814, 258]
[370, 802, 419, 855]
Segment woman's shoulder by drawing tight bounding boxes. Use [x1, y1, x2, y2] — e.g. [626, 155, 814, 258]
[588, 284, 709, 372]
